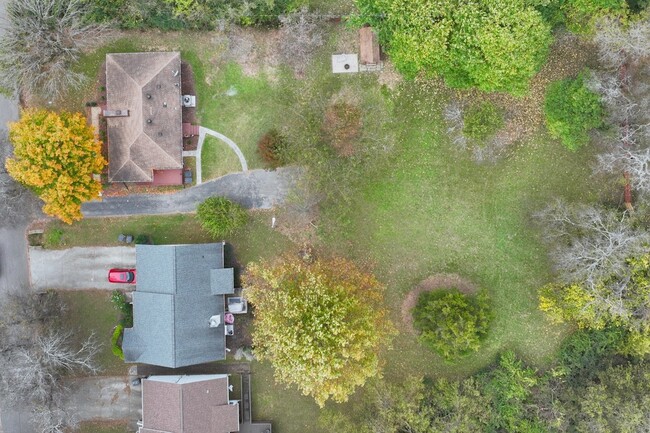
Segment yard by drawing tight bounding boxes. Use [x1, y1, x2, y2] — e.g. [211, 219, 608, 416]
[42, 23, 604, 433]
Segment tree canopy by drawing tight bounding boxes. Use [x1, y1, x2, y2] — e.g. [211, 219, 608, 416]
[544, 73, 604, 151]
[5, 109, 106, 224]
[355, 0, 552, 95]
[539, 254, 650, 355]
[243, 256, 395, 407]
[0, 0, 109, 100]
[413, 289, 492, 360]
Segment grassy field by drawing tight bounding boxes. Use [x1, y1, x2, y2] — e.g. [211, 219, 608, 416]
[201, 135, 245, 180]
[76, 421, 129, 433]
[57, 291, 126, 376]
[45, 25, 604, 433]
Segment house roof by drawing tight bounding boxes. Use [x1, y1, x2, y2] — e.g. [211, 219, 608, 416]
[105, 52, 183, 183]
[140, 375, 240, 433]
[122, 244, 234, 368]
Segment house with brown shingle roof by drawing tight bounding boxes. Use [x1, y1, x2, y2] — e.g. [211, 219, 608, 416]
[105, 52, 184, 185]
[139, 375, 240, 433]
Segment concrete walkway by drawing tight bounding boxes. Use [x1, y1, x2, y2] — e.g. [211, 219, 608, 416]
[183, 127, 248, 185]
[29, 246, 136, 290]
[82, 167, 301, 218]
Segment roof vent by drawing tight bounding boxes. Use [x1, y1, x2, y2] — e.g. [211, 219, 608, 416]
[173, 70, 179, 77]
[146, 119, 152, 124]
[146, 93, 152, 99]
[158, 132, 163, 137]
[163, 102, 167, 107]
[209, 315, 221, 328]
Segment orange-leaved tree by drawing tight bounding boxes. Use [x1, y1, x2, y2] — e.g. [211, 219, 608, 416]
[6, 109, 106, 224]
[243, 255, 395, 407]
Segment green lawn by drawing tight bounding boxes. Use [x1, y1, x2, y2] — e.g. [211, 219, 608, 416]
[76, 421, 129, 433]
[320, 83, 598, 379]
[43, 212, 295, 262]
[48, 26, 603, 433]
[57, 291, 126, 376]
[201, 135, 245, 180]
[44, 214, 210, 248]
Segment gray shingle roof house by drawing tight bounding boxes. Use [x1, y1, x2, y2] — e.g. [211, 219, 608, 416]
[122, 243, 235, 368]
[105, 52, 183, 184]
[139, 374, 240, 433]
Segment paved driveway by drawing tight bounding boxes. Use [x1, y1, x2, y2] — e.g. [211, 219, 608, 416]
[82, 167, 302, 217]
[62, 377, 141, 424]
[29, 246, 136, 290]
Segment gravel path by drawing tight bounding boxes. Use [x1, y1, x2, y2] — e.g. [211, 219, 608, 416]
[82, 167, 301, 217]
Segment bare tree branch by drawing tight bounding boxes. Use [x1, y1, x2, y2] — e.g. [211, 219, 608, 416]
[534, 200, 650, 286]
[0, 0, 113, 100]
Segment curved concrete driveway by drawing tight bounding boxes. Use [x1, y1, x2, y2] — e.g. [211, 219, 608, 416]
[82, 167, 301, 218]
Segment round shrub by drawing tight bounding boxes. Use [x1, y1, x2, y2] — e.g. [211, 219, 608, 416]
[544, 73, 604, 151]
[258, 129, 287, 168]
[413, 289, 492, 360]
[463, 102, 504, 141]
[196, 197, 248, 239]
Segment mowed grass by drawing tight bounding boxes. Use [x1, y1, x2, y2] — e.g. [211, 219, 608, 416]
[193, 61, 281, 171]
[48, 27, 603, 433]
[57, 291, 126, 376]
[76, 421, 129, 433]
[201, 135, 245, 180]
[43, 212, 295, 263]
[321, 81, 599, 378]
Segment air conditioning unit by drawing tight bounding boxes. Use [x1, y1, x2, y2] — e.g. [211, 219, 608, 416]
[182, 95, 196, 108]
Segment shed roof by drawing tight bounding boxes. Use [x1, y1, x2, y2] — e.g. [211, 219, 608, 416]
[105, 52, 183, 182]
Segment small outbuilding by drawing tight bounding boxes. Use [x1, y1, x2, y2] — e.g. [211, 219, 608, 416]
[359, 27, 381, 66]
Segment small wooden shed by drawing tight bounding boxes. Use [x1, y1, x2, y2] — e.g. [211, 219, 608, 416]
[359, 27, 380, 66]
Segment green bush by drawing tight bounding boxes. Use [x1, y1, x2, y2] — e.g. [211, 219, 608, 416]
[196, 197, 248, 239]
[134, 234, 152, 245]
[82, 0, 293, 30]
[111, 290, 133, 327]
[463, 102, 505, 141]
[544, 73, 604, 151]
[45, 228, 65, 247]
[111, 324, 124, 360]
[413, 289, 492, 360]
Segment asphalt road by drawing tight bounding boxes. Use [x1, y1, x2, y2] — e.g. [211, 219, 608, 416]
[29, 246, 136, 290]
[82, 167, 302, 217]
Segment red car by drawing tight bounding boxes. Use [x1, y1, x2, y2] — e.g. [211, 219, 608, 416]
[108, 268, 136, 284]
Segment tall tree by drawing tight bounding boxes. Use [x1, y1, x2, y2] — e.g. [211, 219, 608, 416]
[354, 0, 552, 95]
[5, 109, 106, 224]
[534, 200, 650, 286]
[0, 291, 100, 432]
[243, 256, 395, 407]
[0, 0, 110, 100]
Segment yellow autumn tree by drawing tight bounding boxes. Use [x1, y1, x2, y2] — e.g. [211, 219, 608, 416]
[243, 256, 395, 407]
[6, 109, 106, 224]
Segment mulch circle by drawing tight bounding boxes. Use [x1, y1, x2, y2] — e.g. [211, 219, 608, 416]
[401, 273, 478, 335]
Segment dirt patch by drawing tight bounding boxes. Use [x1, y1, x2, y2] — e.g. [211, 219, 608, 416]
[323, 102, 363, 156]
[401, 273, 479, 334]
[222, 27, 282, 79]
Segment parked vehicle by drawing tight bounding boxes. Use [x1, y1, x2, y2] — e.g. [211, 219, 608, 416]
[108, 268, 136, 284]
